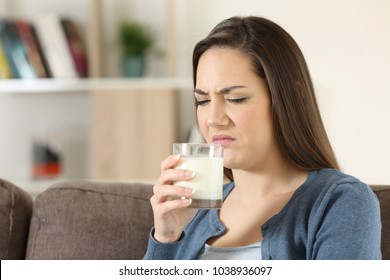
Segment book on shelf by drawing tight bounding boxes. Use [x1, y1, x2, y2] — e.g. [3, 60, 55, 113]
[0, 20, 37, 78]
[34, 14, 78, 79]
[0, 37, 13, 78]
[61, 18, 88, 78]
[16, 19, 51, 78]
[30, 21, 53, 78]
[0, 15, 88, 80]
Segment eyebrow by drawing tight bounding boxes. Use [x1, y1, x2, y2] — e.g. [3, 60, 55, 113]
[194, 85, 247, 95]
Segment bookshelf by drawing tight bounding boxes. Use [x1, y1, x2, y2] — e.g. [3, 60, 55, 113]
[0, 13, 90, 80]
[0, 79, 91, 93]
[1, 0, 176, 78]
[0, 77, 193, 197]
[0, 0, 193, 198]
[0, 77, 192, 94]
[0, 78, 192, 198]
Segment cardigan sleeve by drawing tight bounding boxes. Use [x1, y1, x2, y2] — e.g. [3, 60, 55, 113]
[311, 180, 382, 260]
[143, 228, 185, 260]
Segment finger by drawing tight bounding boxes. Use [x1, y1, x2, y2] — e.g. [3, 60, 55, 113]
[160, 154, 181, 172]
[157, 168, 195, 185]
[152, 184, 195, 202]
[153, 197, 193, 214]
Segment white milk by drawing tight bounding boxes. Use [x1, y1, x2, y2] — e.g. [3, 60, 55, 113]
[174, 156, 224, 201]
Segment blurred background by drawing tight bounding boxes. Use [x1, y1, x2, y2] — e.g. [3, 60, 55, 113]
[0, 0, 389, 197]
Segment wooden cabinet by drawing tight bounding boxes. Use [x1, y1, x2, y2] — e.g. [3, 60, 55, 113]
[91, 87, 177, 180]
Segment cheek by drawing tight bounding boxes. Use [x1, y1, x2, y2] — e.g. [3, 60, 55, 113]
[235, 108, 272, 137]
[196, 109, 208, 136]
[233, 109, 259, 129]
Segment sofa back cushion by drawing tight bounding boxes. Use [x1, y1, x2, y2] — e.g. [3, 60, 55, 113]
[0, 178, 33, 260]
[26, 181, 153, 260]
[25, 181, 390, 260]
[371, 185, 390, 260]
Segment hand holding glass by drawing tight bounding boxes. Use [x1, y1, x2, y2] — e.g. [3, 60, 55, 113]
[173, 143, 224, 209]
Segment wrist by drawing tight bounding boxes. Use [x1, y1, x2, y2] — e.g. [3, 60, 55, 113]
[153, 229, 183, 243]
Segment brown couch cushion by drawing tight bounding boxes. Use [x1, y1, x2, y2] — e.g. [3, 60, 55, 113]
[24, 181, 390, 260]
[26, 181, 153, 260]
[0, 178, 33, 260]
[371, 185, 390, 260]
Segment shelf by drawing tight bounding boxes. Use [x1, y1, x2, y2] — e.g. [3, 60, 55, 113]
[0, 78, 193, 94]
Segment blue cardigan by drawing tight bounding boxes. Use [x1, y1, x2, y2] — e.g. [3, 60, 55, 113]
[143, 169, 382, 260]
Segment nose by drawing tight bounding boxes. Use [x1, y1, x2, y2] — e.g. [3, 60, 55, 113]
[206, 100, 228, 128]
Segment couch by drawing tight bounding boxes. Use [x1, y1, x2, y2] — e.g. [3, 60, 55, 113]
[1, 177, 389, 260]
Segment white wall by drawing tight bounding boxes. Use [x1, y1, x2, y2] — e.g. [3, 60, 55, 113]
[174, 0, 390, 184]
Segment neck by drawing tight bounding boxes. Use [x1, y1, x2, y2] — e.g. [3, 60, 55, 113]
[231, 160, 308, 199]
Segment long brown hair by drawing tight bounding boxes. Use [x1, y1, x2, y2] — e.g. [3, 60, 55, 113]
[192, 16, 339, 180]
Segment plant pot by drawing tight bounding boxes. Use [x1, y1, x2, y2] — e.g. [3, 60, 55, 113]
[122, 55, 145, 77]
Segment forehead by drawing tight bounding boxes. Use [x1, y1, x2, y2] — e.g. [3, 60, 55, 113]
[196, 48, 259, 88]
[198, 47, 252, 69]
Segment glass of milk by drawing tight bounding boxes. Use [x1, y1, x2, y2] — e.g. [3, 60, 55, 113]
[173, 143, 224, 209]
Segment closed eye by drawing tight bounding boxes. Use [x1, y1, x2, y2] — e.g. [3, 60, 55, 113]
[227, 97, 247, 104]
[195, 99, 210, 106]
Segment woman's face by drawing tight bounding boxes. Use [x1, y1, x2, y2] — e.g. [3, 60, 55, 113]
[195, 47, 278, 172]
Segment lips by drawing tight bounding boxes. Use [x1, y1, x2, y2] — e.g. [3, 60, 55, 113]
[212, 134, 236, 145]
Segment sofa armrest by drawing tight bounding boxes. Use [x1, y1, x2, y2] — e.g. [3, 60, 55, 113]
[371, 185, 390, 260]
[0, 178, 33, 260]
[26, 180, 153, 260]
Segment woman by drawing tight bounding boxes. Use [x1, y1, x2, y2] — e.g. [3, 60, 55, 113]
[144, 16, 381, 260]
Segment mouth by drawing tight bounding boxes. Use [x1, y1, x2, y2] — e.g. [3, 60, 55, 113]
[212, 134, 236, 145]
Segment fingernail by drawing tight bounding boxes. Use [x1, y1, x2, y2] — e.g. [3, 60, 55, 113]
[184, 198, 192, 205]
[185, 170, 195, 178]
[173, 154, 180, 161]
[184, 188, 195, 195]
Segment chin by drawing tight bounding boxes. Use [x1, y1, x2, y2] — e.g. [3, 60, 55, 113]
[222, 156, 239, 170]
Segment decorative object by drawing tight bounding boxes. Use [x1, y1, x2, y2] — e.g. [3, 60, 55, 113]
[118, 20, 154, 77]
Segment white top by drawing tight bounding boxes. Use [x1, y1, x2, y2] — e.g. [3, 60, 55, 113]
[197, 241, 262, 260]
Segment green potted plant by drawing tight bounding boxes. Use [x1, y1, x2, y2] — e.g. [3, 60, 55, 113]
[118, 20, 155, 77]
